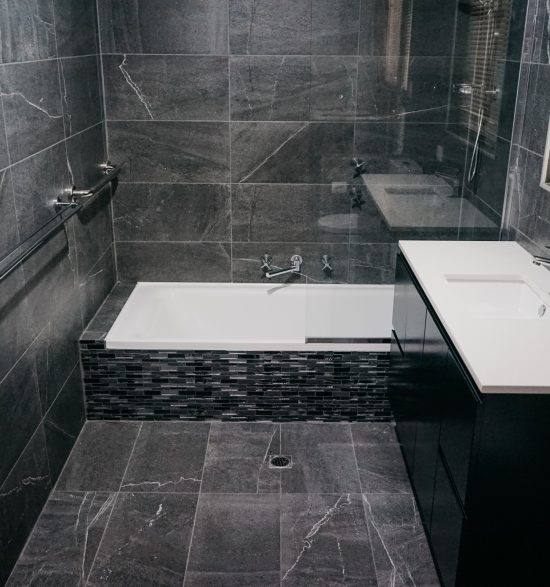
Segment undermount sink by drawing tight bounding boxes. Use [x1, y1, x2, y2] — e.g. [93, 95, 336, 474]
[445, 275, 549, 320]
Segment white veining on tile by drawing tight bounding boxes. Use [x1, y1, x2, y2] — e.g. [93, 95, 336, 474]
[118, 55, 154, 120]
[282, 493, 352, 582]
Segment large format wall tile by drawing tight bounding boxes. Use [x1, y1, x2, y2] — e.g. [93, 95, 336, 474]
[232, 183, 351, 243]
[10, 142, 71, 242]
[116, 242, 232, 282]
[60, 56, 103, 136]
[0, 0, 57, 63]
[230, 56, 311, 121]
[0, 338, 43, 483]
[0, 426, 52, 585]
[0, 113, 9, 169]
[229, 0, 360, 56]
[0, 169, 18, 258]
[0, 60, 64, 162]
[109, 121, 230, 183]
[99, 0, 228, 55]
[356, 57, 452, 122]
[104, 54, 229, 121]
[113, 183, 231, 242]
[53, 0, 98, 57]
[231, 122, 353, 183]
[229, 0, 312, 56]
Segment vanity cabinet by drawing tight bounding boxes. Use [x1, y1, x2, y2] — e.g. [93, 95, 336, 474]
[390, 252, 550, 587]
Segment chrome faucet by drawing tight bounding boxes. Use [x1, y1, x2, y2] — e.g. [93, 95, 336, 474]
[533, 255, 550, 267]
[265, 255, 303, 279]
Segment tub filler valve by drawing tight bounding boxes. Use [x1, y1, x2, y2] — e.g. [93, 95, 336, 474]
[260, 254, 273, 273]
[322, 255, 333, 277]
[265, 255, 303, 279]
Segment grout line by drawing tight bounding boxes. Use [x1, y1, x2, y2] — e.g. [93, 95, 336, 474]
[181, 422, 212, 587]
[349, 423, 381, 583]
[84, 421, 143, 585]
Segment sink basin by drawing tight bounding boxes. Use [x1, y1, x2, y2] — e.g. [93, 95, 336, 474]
[445, 275, 549, 320]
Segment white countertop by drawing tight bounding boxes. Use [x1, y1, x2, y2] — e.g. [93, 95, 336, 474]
[399, 241, 550, 394]
[363, 175, 496, 231]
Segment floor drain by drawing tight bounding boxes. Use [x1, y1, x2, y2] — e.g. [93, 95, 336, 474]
[269, 455, 292, 469]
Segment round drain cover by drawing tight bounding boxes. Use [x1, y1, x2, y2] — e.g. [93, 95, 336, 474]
[270, 455, 291, 468]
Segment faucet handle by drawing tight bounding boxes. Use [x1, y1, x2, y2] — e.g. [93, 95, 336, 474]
[322, 255, 333, 275]
[260, 254, 273, 272]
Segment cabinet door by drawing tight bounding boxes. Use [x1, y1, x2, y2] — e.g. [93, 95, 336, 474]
[392, 254, 409, 342]
[439, 352, 479, 505]
[413, 312, 445, 527]
[430, 454, 465, 587]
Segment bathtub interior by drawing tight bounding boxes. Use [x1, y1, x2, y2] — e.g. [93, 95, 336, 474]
[105, 282, 394, 352]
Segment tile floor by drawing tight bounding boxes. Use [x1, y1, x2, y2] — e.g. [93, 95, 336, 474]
[7, 421, 440, 586]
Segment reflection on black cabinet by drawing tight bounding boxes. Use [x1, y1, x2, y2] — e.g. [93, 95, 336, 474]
[389, 252, 550, 587]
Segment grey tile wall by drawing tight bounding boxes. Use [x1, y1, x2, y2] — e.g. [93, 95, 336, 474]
[504, 0, 550, 254]
[0, 0, 116, 581]
[98, 0, 484, 285]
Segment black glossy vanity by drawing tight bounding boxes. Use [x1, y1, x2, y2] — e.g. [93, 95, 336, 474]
[390, 252, 550, 587]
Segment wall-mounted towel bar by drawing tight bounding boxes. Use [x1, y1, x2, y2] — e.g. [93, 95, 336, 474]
[0, 162, 121, 284]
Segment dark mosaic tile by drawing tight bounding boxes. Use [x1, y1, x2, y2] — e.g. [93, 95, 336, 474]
[120, 422, 210, 493]
[88, 492, 197, 586]
[81, 344, 391, 422]
[201, 422, 280, 493]
[280, 493, 377, 586]
[280, 423, 361, 493]
[55, 421, 140, 492]
[7, 491, 116, 586]
[185, 493, 280, 587]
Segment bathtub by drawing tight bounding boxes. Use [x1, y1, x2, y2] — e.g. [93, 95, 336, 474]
[105, 283, 394, 352]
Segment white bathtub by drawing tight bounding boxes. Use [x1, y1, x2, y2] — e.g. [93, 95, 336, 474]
[105, 283, 394, 352]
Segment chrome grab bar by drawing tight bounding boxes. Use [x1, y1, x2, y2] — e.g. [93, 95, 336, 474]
[0, 162, 121, 283]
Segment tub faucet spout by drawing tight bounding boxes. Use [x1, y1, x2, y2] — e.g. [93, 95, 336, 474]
[265, 255, 303, 279]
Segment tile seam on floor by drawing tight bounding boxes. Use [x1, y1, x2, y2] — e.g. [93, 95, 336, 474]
[84, 421, 143, 586]
[349, 422, 382, 585]
[181, 422, 212, 587]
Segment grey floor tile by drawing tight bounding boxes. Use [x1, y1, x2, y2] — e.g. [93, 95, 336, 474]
[7, 492, 116, 586]
[120, 422, 210, 493]
[87, 492, 198, 586]
[362, 494, 440, 587]
[280, 493, 377, 586]
[354, 443, 411, 494]
[351, 422, 399, 445]
[280, 423, 361, 494]
[55, 422, 140, 492]
[201, 422, 280, 493]
[185, 494, 280, 587]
